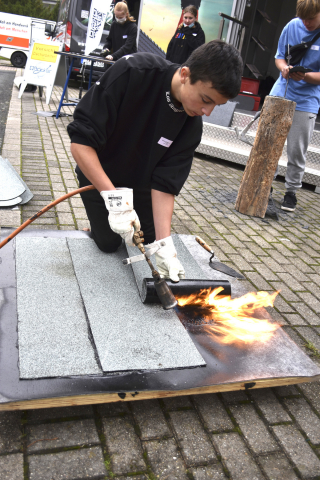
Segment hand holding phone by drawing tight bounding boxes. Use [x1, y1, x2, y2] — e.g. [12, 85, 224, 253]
[290, 66, 313, 73]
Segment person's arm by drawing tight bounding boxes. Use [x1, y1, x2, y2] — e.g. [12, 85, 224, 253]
[275, 58, 320, 83]
[275, 58, 291, 79]
[150, 189, 184, 282]
[70, 143, 115, 192]
[151, 190, 174, 240]
[112, 24, 137, 60]
[103, 23, 113, 52]
[70, 145, 140, 246]
[166, 35, 174, 60]
[304, 71, 320, 84]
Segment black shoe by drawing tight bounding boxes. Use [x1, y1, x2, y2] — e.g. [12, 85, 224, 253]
[281, 192, 297, 212]
[269, 187, 273, 199]
[266, 186, 279, 220]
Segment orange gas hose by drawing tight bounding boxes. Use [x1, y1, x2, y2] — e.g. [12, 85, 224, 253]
[0, 185, 95, 250]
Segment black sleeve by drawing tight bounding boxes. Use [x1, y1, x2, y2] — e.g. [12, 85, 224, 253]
[112, 23, 137, 60]
[103, 23, 114, 51]
[184, 26, 205, 50]
[166, 34, 175, 61]
[67, 74, 127, 152]
[151, 118, 202, 195]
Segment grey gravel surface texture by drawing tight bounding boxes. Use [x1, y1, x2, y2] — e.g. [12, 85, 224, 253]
[1, 65, 320, 480]
[68, 237, 206, 372]
[16, 237, 102, 378]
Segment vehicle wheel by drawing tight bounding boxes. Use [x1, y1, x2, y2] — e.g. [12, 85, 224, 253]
[11, 51, 27, 68]
[25, 84, 37, 93]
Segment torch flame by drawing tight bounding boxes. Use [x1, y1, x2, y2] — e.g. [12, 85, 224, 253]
[177, 288, 280, 345]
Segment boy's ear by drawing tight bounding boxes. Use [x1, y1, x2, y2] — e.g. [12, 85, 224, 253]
[180, 66, 190, 84]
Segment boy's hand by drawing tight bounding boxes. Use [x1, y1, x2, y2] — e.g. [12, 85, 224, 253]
[101, 188, 141, 246]
[290, 70, 306, 82]
[280, 65, 291, 79]
[281, 65, 305, 82]
[146, 236, 185, 282]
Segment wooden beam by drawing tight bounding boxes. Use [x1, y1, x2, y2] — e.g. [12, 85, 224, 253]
[235, 96, 296, 217]
[0, 375, 318, 411]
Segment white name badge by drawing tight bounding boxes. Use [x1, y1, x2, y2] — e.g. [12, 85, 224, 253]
[123, 35, 127, 38]
[311, 45, 319, 50]
[158, 137, 173, 148]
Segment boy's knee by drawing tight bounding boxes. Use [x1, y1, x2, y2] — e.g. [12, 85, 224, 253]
[92, 233, 122, 254]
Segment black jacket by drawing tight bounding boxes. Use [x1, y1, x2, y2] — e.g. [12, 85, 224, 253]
[67, 53, 202, 196]
[103, 20, 137, 61]
[166, 22, 205, 64]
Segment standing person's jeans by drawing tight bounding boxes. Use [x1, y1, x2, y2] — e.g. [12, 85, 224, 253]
[76, 167, 156, 252]
[274, 110, 316, 191]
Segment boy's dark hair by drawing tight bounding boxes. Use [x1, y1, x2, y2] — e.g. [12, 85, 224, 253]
[182, 40, 243, 99]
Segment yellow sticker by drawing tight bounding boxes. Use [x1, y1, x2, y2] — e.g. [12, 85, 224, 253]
[31, 43, 57, 63]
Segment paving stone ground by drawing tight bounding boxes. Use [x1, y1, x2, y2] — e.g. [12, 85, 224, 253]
[1, 64, 320, 480]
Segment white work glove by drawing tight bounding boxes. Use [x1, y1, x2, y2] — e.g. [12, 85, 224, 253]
[146, 236, 185, 282]
[101, 188, 140, 246]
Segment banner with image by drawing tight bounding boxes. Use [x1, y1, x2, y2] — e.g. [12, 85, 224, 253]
[140, 0, 234, 55]
[85, 0, 113, 55]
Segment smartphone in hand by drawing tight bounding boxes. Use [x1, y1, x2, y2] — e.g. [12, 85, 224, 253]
[290, 66, 313, 73]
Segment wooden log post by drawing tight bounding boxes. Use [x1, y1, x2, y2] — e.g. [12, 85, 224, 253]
[235, 96, 296, 218]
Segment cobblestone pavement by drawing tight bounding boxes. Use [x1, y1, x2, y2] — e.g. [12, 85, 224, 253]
[1, 65, 320, 480]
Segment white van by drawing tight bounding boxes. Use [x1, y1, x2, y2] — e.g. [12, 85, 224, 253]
[0, 12, 56, 67]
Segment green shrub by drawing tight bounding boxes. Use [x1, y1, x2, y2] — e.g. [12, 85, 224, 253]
[0, 0, 60, 21]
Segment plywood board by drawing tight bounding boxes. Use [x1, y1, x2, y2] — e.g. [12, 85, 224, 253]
[0, 229, 319, 412]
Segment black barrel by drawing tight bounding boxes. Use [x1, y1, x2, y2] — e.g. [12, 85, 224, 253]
[141, 278, 231, 304]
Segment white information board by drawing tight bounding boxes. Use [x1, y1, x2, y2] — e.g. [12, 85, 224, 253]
[18, 39, 62, 105]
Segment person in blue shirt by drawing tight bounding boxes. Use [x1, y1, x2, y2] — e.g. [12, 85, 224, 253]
[270, 0, 320, 212]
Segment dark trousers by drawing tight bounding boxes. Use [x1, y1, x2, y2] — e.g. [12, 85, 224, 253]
[76, 167, 156, 252]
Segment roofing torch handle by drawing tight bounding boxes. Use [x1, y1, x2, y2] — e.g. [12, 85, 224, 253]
[133, 231, 177, 310]
[195, 236, 214, 255]
[133, 231, 159, 278]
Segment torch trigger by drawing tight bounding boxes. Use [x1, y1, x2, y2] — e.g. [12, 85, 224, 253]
[122, 241, 165, 265]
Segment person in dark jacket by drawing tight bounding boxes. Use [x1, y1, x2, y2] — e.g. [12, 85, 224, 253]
[166, 5, 205, 64]
[101, 1, 137, 61]
[67, 41, 242, 282]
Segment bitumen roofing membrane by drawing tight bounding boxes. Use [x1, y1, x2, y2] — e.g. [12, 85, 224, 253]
[16, 237, 101, 378]
[16, 235, 207, 379]
[69, 236, 206, 374]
